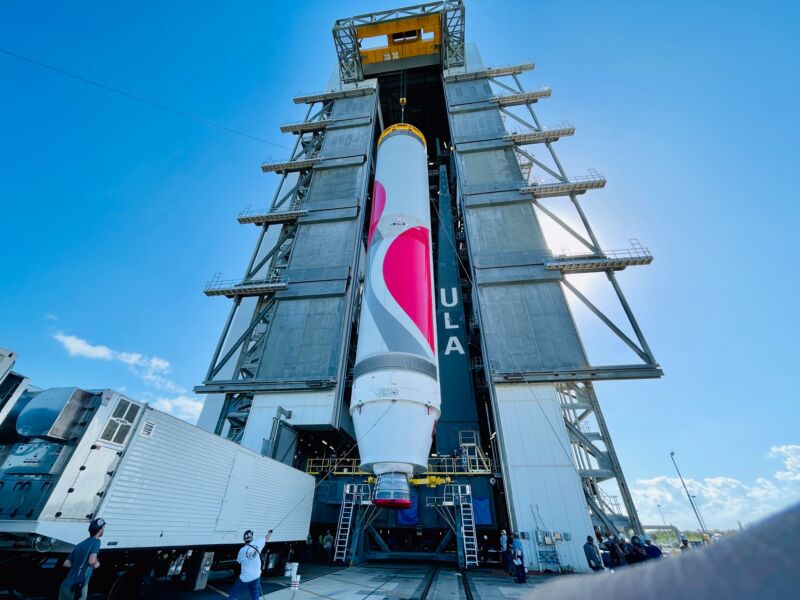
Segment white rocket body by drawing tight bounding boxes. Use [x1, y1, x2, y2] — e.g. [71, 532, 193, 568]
[351, 124, 440, 508]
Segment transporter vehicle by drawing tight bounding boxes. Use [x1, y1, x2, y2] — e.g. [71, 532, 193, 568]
[0, 348, 313, 598]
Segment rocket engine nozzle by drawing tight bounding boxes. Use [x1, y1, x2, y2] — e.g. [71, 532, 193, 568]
[372, 472, 412, 509]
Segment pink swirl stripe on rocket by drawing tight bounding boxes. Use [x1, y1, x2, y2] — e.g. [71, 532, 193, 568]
[367, 180, 386, 247]
[383, 226, 435, 353]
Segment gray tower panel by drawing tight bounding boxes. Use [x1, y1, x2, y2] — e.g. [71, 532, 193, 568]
[457, 148, 526, 195]
[288, 220, 359, 272]
[464, 203, 548, 268]
[331, 95, 375, 119]
[445, 79, 494, 105]
[305, 166, 363, 210]
[480, 283, 587, 372]
[256, 297, 345, 380]
[320, 126, 372, 159]
[450, 109, 505, 143]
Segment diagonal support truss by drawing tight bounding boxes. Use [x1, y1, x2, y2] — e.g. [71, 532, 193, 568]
[559, 382, 643, 535]
[197, 99, 327, 408]
[486, 69, 660, 373]
[475, 62, 656, 536]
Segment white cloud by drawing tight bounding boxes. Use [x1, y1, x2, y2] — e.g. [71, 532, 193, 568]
[630, 451, 800, 531]
[52, 331, 198, 419]
[140, 372, 185, 394]
[151, 395, 203, 423]
[45, 313, 58, 321]
[769, 445, 800, 481]
[54, 332, 114, 360]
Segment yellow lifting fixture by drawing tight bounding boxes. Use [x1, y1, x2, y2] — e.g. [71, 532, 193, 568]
[356, 14, 441, 67]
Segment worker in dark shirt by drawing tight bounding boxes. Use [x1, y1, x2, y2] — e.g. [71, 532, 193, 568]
[584, 536, 604, 571]
[643, 536, 662, 559]
[605, 535, 627, 568]
[59, 518, 105, 600]
[625, 535, 650, 565]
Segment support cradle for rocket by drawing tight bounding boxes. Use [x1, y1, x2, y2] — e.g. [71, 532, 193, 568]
[350, 124, 440, 509]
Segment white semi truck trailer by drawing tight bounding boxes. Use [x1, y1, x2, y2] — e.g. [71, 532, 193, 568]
[0, 348, 314, 598]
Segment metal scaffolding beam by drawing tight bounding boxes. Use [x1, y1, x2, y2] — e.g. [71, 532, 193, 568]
[444, 62, 534, 82]
[520, 172, 607, 197]
[293, 87, 373, 104]
[545, 243, 654, 273]
[491, 87, 551, 106]
[504, 123, 575, 145]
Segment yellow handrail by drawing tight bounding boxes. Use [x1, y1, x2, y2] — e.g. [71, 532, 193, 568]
[305, 456, 492, 477]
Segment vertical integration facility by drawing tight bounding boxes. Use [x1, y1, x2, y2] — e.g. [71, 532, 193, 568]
[196, 0, 661, 573]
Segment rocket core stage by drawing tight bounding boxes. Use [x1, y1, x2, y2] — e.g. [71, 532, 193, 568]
[350, 124, 441, 509]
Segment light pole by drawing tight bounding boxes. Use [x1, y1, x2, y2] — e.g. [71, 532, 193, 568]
[692, 495, 709, 533]
[670, 451, 706, 535]
[657, 503, 674, 547]
[656, 503, 667, 526]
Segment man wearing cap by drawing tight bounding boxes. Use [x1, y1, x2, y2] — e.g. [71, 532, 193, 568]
[230, 528, 272, 600]
[58, 517, 105, 600]
[679, 533, 691, 552]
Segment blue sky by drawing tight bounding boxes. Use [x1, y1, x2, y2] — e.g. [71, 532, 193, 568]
[2, 0, 798, 530]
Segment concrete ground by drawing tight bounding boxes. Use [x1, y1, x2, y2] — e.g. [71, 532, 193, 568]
[179, 563, 558, 600]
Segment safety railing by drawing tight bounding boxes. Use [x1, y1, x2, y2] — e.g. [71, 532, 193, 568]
[528, 169, 605, 187]
[305, 456, 492, 476]
[306, 458, 367, 475]
[549, 245, 652, 264]
[203, 268, 287, 296]
[425, 483, 473, 507]
[237, 198, 307, 221]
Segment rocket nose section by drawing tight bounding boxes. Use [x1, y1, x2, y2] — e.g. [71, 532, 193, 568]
[372, 472, 412, 510]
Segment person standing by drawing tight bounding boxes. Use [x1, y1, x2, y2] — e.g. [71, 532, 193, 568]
[625, 535, 650, 564]
[511, 533, 526, 583]
[643, 536, 662, 559]
[679, 534, 691, 552]
[499, 529, 508, 572]
[583, 535, 604, 572]
[323, 530, 334, 564]
[507, 533, 516, 575]
[605, 535, 627, 568]
[230, 528, 272, 600]
[59, 518, 105, 600]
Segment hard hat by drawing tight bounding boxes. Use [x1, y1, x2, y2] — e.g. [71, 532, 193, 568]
[680, 534, 688, 541]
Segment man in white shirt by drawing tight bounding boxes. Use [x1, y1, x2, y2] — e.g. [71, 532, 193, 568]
[230, 528, 272, 600]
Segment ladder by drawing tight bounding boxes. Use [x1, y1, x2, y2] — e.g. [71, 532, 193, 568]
[333, 484, 357, 564]
[457, 485, 479, 568]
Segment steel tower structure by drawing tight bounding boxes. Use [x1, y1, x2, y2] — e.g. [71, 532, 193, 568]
[196, 0, 660, 572]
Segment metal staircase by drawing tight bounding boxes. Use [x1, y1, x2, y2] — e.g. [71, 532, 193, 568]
[457, 485, 479, 568]
[334, 484, 371, 564]
[334, 485, 356, 563]
[458, 430, 491, 473]
[424, 484, 479, 568]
